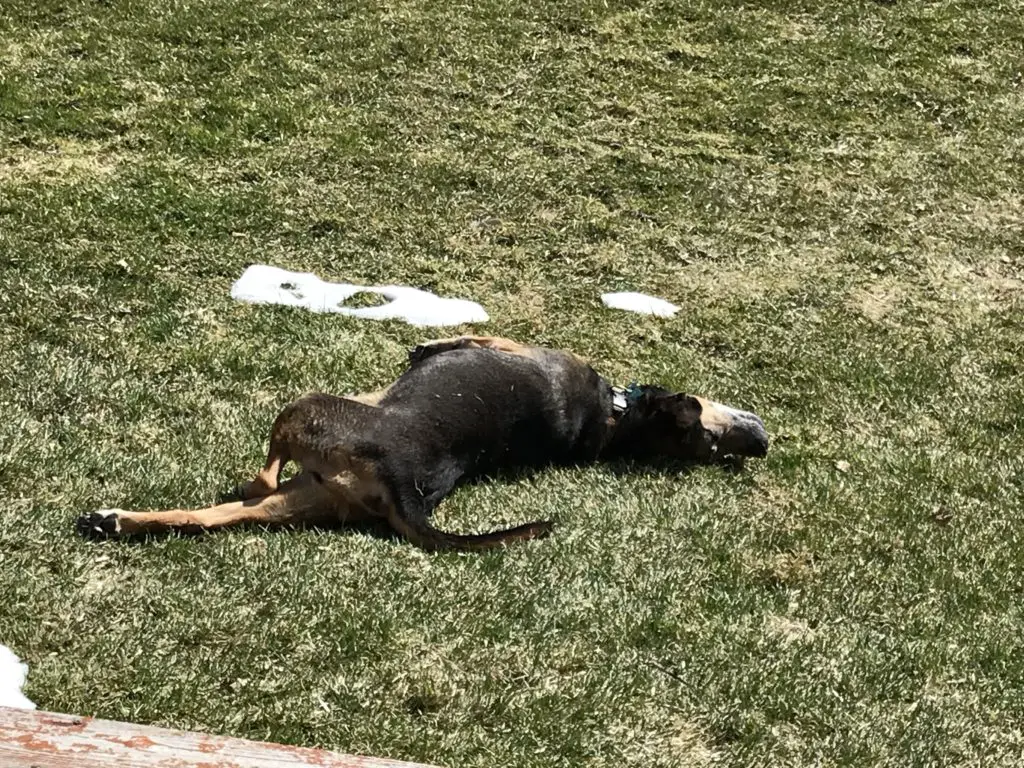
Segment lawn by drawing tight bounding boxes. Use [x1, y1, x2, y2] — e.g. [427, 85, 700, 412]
[1, 0, 1022, 765]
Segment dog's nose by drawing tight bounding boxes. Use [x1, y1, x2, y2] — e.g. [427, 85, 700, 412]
[730, 412, 769, 457]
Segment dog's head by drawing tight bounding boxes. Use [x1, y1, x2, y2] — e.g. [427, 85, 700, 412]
[617, 385, 769, 462]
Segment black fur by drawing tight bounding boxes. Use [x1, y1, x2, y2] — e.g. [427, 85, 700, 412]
[365, 348, 612, 521]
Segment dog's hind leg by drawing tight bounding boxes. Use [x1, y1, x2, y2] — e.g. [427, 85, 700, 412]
[237, 392, 380, 500]
[237, 434, 290, 500]
[77, 473, 337, 539]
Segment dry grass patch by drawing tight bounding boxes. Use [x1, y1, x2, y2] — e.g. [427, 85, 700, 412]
[849, 279, 908, 323]
[0, 138, 123, 184]
[764, 615, 815, 645]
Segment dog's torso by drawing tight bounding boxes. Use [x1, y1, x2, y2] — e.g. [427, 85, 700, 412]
[363, 348, 614, 512]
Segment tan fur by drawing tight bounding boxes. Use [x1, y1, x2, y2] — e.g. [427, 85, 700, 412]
[346, 386, 392, 406]
[694, 396, 733, 433]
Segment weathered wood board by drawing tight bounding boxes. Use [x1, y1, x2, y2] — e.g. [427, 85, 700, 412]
[0, 707, 439, 768]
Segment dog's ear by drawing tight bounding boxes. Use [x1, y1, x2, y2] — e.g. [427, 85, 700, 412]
[660, 393, 703, 428]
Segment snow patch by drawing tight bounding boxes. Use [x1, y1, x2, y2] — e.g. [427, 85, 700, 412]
[601, 291, 679, 317]
[230, 265, 489, 327]
[0, 645, 36, 710]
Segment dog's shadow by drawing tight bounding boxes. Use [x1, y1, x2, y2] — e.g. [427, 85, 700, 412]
[602, 454, 753, 479]
[191, 457, 757, 544]
[447, 455, 757, 498]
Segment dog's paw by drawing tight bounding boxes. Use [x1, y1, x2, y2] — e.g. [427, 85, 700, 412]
[76, 509, 125, 539]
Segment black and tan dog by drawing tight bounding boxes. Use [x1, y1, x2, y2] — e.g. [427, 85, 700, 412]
[77, 336, 769, 551]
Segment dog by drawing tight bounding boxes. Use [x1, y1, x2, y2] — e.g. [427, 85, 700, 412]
[76, 336, 769, 551]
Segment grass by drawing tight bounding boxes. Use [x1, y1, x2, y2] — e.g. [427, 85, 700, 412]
[1, 0, 1022, 764]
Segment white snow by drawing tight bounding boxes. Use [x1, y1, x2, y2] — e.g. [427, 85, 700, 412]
[601, 291, 679, 318]
[230, 264, 489, 327]
[0, 645, 36, 710]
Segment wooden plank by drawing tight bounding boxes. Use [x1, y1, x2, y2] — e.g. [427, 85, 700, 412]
[0, 706, 439, 768]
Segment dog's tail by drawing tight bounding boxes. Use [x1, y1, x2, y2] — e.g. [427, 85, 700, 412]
[388, 510, 554, 552]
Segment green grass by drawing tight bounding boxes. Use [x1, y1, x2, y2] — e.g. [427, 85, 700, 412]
[2, 0, 1023, 765]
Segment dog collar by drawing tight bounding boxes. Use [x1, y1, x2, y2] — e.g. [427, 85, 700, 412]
[612, 387, 627, 413]
[611, 382, 644, 415]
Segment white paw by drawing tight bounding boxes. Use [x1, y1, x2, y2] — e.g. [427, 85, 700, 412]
[77, 508, 126, 538]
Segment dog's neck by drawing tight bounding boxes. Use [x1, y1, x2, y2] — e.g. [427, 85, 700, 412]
[610, 383, 643, 416]
[602, 383, 657, 459]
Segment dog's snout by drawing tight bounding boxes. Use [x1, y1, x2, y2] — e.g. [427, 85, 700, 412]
[698, 398, 769, 458]
[734, 413, 769, 457]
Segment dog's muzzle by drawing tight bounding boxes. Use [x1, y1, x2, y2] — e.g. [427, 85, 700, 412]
[697, 399, 770, 458]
